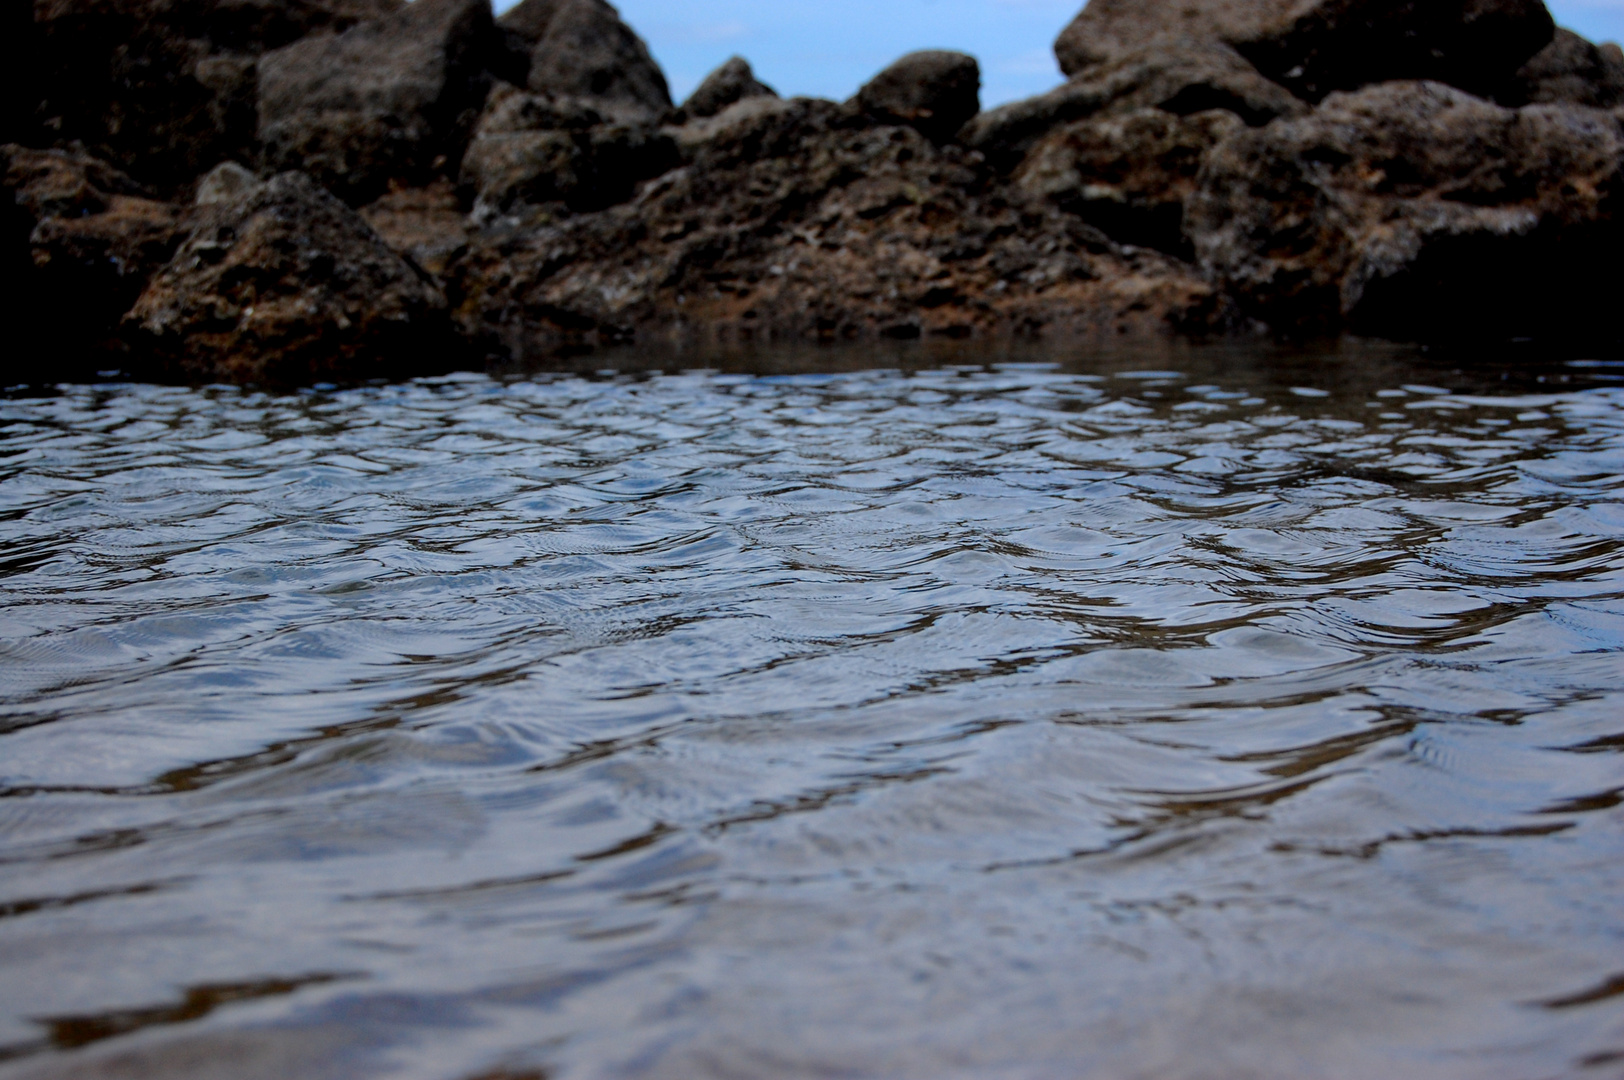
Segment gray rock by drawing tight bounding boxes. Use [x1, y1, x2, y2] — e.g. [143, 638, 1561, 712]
[1055, 0, 1555, 101]
[127, 170, 458, 385]
[458, 83, 677, 216]
[1186, 80, 1624, 343]
[257, 0, 506, 203]
[961, 42, 1304, 169]
[29, 0, 402, 192]
[1013, 108, 1243, 256]
[1503, 28, 1624, 108]
[194, 161, 263, 205]
[500, 0, 671, 121]
[683, 57, 777, 120]
[855, 50, 981, 143]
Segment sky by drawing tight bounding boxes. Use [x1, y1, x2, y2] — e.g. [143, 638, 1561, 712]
[494, 0, 1624, 108]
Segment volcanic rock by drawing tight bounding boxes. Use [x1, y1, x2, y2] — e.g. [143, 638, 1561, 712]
[451, 107, 1228, 359]
[29, 0, 401, 192]
[500, 0, 671, 121]
[855, 51, 981, 143]
[194, 161, 263, 205]
[257, 0, 507, 203]
[3, 145, 187, 379]
[1186, 80, 1624, 343]
[962, 43, 1305, 169]
[1504, 28, 1624, 108]
[459, 84, 677, 217]
[361, 179, 472, 277]
[126, 170, 457, 384]
[1054, 0, 1555, 101]
[683, 57, 777, 121]
[1014, 108, 1242, 257]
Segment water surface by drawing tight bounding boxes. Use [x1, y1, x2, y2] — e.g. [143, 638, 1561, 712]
[2, 344, 1622, 1079]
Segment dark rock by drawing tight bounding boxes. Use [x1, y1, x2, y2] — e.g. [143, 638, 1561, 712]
[29, 0, 402, 193]
[257, 0, 507, 204]
[500, 0, 672, 121]
[1186, 80, 1624, 344]
[962, 43, 1305, 169]
[126, 170, 458, 385]
[855, 51, 981, 143]
[451, 110, 1228, 358]
[1502, 28, 1624, 108]
[194, 161, 264, 205]
[1055, 0, 1555, 101]
[1014, 108, 1242, 256]
[360, 179, 472, 277]
[459, 83, 678, 216]
[2, 145, 187, 381]
[683, 57, 777, 120]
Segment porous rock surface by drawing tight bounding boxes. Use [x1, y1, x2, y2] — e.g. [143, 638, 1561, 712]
[1186, 80, 1624, 342]
[126, 171, 455, 385]
[1055, 0, 1556, 100]
[6, 0, 1623, 385]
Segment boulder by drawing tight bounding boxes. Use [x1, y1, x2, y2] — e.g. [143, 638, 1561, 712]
[194, 161, 264, 205]
[682, 57, 777, 121]
[458, 83, 677, 216]
[1186, 80, 1624, 343]
[450, 106, 1229, 358]
[257, 0, 507, 204]
[854, 51, 981, 143]
[1503, 28, 1624, 108]
[360, 179, 471, 277]
[500, 0, 672, 121]
[1013, 108, 1242, 256]
[29, 0, 402, 192]
[126, 170, 457, 385]
[2, 145, 187, 381]
[1054, 0, 1555, 101]
[961, 42, 1305, 169]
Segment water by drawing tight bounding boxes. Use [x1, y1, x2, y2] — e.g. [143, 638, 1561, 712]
[1, 343, 1622, 1080]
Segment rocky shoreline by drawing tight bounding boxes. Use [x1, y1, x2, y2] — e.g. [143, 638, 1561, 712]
[6, 0, 1622, 386]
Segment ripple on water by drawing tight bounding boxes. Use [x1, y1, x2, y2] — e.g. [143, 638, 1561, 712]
[0, 347, 1622, 1079]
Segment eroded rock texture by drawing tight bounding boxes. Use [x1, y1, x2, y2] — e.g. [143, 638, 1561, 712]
[127, 171, 457, 384]
[1186, 81, 1624, 343]
[500, 0, 671, 121]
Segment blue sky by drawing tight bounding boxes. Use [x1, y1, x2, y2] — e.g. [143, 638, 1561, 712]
[497, 0, 1624, 107]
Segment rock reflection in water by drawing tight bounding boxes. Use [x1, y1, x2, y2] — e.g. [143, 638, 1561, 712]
[0, 342, 1621, 1080]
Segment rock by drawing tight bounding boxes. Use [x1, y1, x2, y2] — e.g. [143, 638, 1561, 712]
[500, 0, 672, 121]
[1503, 28, 1624, 108]
[126, 170, 459, 384]
[1014, 108, 1242, 256]
[683, 57, 777, 120]
[29, 0, 402, 192]
[1055, 0, 1555, 101]
[257, 0, 507, 204]
[360, 179, 471, 277]
[1186, 80, 1624, 343]
[195, 161, 263, 205]
[854, 51, 981, 143]
[458, 83, 678, 216]
[962, 42, 1305, 169]
[2, 145, 187, 380]
[451, 110, 1228, 358]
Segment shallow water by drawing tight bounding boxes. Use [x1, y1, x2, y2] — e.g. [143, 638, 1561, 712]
[1, 343, 1622, 1080]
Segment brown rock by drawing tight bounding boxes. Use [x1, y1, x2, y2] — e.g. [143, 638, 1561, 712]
[257, 0, 507, 203]
[1186, 80, 1624, 343]
[682, 57, 777, 121]
[458, 84, 677, 217]
[1055, 0, 1555, 101]
[1014, 108, 1243, 256]
[2, 145, 187, 381]
[961, 43, 1305, 169]
[360, 179, 472, 277]
[451, 110, 1228, 359]
[29, 0, 401, 192]
[500, 0, 672, 121]
[854, 51, 981, 143]
[1503, 27, 1624, 108]
[126, 170, 459, 385]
